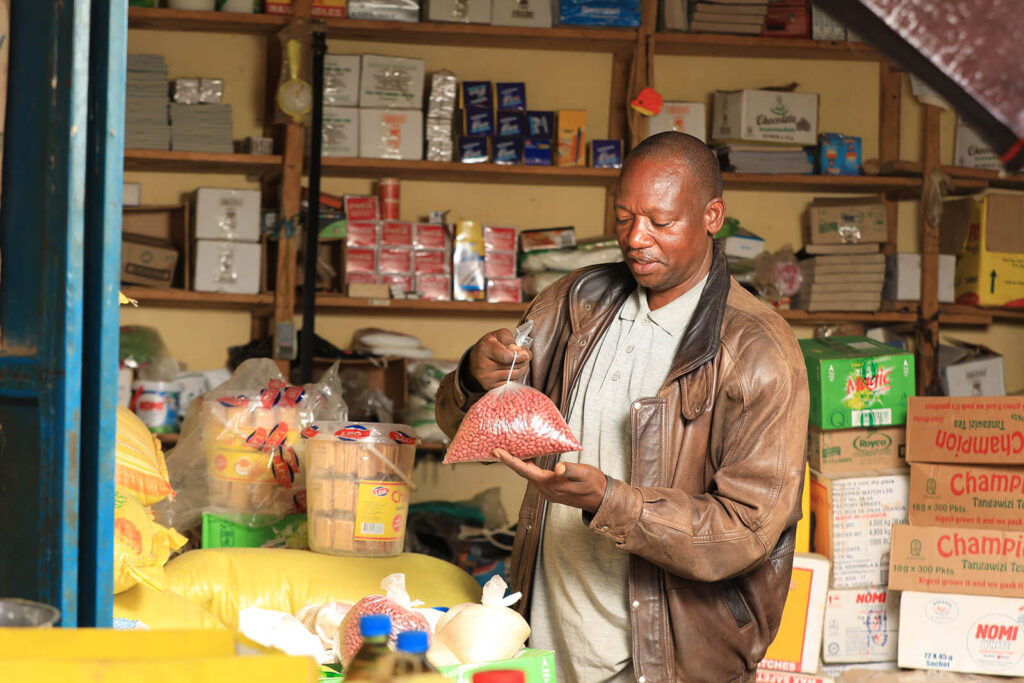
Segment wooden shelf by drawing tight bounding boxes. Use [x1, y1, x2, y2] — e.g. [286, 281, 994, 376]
[655, 32, 879, 61]
[722, 172, 921, 194]
[867, 159, 1020, 192]
[779, 310, 917, 325]
[314, 294, 528, 316]
[124, 149, 283, 175]
[321, 158, 619, 186]
[129, 7, 287, 33]
[120, 286, 274, 310]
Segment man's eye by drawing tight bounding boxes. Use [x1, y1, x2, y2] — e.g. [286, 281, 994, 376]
[652, 221, 672, 228]
[615, 216, 631, 223]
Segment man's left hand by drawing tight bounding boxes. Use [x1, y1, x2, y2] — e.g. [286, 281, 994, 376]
[493, 448, 607, 513]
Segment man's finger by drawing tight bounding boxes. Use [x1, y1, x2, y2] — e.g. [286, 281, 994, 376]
[556, 462, 585, 481]
[494, 450, 549, 482]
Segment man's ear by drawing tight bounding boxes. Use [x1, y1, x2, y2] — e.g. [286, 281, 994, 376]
[705, 197, 726, 236]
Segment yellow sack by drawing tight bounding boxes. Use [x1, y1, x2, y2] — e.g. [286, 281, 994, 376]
[114, 582, 227, 631]
[116, 406, 174, 505]
[114, 490, 187, 594]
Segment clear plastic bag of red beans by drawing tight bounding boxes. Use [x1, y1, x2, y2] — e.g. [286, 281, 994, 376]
[443, 322, 581, 464]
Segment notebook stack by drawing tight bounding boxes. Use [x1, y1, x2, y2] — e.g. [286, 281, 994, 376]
[715, 144, 813, 174]
[125, 54, 170, 151]
[170, 103, 234, 153]
[794, 253, 886, 312]
[689, 0, 768, 35]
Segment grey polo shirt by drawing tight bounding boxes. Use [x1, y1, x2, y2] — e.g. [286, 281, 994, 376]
[528, 275, 708, 682]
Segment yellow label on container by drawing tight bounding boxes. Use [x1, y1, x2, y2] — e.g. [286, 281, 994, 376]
[207, 447, 275, 483]
[354, 480, 409, 541]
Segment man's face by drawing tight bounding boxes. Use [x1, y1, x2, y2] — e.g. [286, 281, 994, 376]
[614, 157, 723, 306]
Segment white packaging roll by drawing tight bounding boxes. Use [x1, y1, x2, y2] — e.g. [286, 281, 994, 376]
[168, 0, 216, 9]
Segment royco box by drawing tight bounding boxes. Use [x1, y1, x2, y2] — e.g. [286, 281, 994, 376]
[954, 119, 1002, 171]
[822, 587, 900, 663]
[800, 336, 916, 431]
[755, 670, 834, 683]
[760, 552, 830, 675]
[711, 89, 818, 145]
[905, 396, 1024, 466]
[941, 190, 1024, 308]
[888, 524, 1024, 598]
[898, 591, 1024, 676]
[808, 426, 906, 475]
[804, 198, 888, 245]
[810, 470, 909, 589]
[909, 462, 1024, 531]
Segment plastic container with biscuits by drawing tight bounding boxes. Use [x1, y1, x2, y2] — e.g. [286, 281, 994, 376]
[303, 422, 418, 557]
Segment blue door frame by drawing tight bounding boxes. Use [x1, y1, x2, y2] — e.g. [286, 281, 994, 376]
[0, 0, 125, 627]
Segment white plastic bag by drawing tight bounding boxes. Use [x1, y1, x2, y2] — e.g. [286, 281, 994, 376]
[429, 576, 530, 666]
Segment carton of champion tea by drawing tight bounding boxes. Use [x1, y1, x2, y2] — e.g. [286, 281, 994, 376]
[909, 462, 1024, 530]
[906, 396, 1024, 465]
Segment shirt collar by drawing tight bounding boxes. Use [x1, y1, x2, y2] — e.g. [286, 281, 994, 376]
[618, 272, 710, 338]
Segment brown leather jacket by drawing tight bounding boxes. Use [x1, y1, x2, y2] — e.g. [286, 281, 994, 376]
[436, 245, 809, 682]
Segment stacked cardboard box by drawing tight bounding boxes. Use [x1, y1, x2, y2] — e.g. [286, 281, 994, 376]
[192, 188, 262, 294]
[712, 89, 817, 175]
[888, 396, 1024, 677]
[358, 54, 425, 160]
[483, 225, 520, 303]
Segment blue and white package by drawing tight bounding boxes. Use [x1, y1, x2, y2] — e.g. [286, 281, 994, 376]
[527, 110, 555, 138]
[559, 0, 641, 26]
[458, 136, 489, 163]
[460, 81, 493, 109]
[496, 82, 527, 111]
[463, 106, 495, 137]
[497, 111, 526, 137]
[590, 139, 622, 169]
[524, 138, 552, 166]
[492, 136, 523, 165]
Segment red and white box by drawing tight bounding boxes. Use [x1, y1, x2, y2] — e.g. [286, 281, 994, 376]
[484, 225, 517, 252]
[484, 250, 517, 278]
[343, 246, 377, 274]
[381, 273, 414, 293]
[345, 221, 379, 247]
[416, 274, 451, 301]
[380, 220, 413, 248]
[343, 195, 379, 222]
[486, 277, 522, 303]
[344, 271, 379, 285]
[379, 247, 413, 274]
[414, 223, 450, 250]
[414, 249, 450, 275]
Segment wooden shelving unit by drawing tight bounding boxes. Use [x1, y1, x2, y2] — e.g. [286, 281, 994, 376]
[120, 286, 274, 310]
[721, 173, 921, 194]
[124, 149, 282, 175]
[128, 7, 288, 33]
[314, 294, 528, 316]
[320, 158, 619, 187]
[654, 32, 878, 61]
[870, 159, 1024, 191]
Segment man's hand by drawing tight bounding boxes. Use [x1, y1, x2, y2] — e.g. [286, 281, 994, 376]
[467, 328, 533, 391]
[493, 448, 607, 513]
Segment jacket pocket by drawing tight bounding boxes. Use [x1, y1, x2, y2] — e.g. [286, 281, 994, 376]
[719, 579, 754, 629]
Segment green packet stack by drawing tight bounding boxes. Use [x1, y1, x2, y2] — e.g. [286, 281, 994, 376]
[318, 649, 556, 682]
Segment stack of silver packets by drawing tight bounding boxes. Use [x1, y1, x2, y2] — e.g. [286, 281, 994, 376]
[426, 70, 457, 162]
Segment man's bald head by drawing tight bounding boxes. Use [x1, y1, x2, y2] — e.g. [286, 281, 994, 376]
[621, 132, 723, 205]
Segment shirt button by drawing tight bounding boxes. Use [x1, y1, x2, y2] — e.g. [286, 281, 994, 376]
[611, 371, 620, 381]
[631, 600, 640, 609]
[641, 317, 649, 326]
[633, 401, 642, 410]
[601, 525, 609, 531]
[625, 345, 634, 353]
[638, 676, 647, 683]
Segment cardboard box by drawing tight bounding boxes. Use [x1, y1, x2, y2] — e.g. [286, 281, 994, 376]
[265, 0, 346, 16]
[712, 89, 819, 145]
[414, 249, 449, 275]
[321, 106, 359, 157]
[347, 0, 417, 20]
[193, 240, 261, 294]
[484, 225, 517, 252]
[888, 524, 1024, 598]
[123, 182, 141, 207]
[493, 136, 523, 165]
[343, 246, 377, 275]
[458, 136, 489, 163]
[808, 426, 906, 475]
[816, 133, 861, 176]
[359, 109, 423, 160]
[805, 198, 888, 245]
[660, 0, 688, 32]
[558, 0, 641, 26]
[822, 587, 900, 663]
[358, 55, 425, 110]
[496, 111, 526, 137]
[944, 191, 1024, 307]
[800, 336, 916, 430]
[201, 512, 307, 549]
[460, 81, 494, 109]
[905, 396, 1024, 466]
[523, 138, 552, 165]
[323, 54, 360, 107]
[590, 139, 622, 169]
[797, 464, 811, 553]
[722, 229, 765, 260]
[756, 671, 834, 683]
[379, 247, 413, 274]
[343, 195, 378, 222]
[555, 110, 586, 167]
[194, 188, 261, 242]
[762, 1, 809, 38]
[898, 591, 1024, 677]
[381, 273, 414, 293]
[909, 462, 1024, 531]
[484, 250, 517, 278]
[437, 648, 556, 683]
[345, 221, 379, 248]
[492, 0, 553, 27]
[954, 119, 1001, 171]
[425, 0, 490, 23]
[811, 6, 847, 41]
[486, 277, 522, 303]
[121, 236, 178, 288]
[760, 552, 830, 674]
[496, 83, 526, 111]
[520, 227, 575, 253]
[415, 274, 451, 301]
[647, 102, 706, 141]
[527, 111, 555, 138]
[463, 106, 495, 137]
[810, 470, 908, 588]
[413, 223, 449, 250]
[380, 221, 413, 248]
[347, 281, 387, 297]
[938, 341, 1005, 396]
[819, 662, 898, 680]
[882, 253, 955, 303]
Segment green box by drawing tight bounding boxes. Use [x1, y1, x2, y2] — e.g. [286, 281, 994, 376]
[438, 649, 556, 683]
[201, 512, 308, 549]
[799, 336, 916, 430]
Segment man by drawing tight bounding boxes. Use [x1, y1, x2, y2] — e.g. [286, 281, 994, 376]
[436, 132, 809, 682]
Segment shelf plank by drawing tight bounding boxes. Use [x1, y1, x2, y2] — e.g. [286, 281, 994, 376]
[125, 149, 283, 175]
[722, 172, 921, 193]
[655, 32, 879, 61]
[128, 7, 288, 34]
[870, 159, 1015, 191]
[779, 310, 917, 324]
[314, 294, 528, 316]
[120, 286, 275, 310]
[321, 157, 619, 186]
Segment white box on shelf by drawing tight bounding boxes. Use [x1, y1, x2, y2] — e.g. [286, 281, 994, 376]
[359, 109, 423, 160]
[711, 89, 819, 145]
[426, 0, 491, 23]
[193, 239, 262, 294]
[359, 54, 426, 110]
[491, 0, 553, 27]
[322, 106, 359, 157]
[954, 119, 1002, 171]
[123, 182, 141, 207]
[882, 253, 955, 303]
[648, 102, 706, 142]
[811, 7, 847, 42]
[193, 188, 262, 242]
[323, 54, 361, 107]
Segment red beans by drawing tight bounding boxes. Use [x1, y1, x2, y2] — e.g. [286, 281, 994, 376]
[443, 383, 581, 464]
[337, 595, 430, 666]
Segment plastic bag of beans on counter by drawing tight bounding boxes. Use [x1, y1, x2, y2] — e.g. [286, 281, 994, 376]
[443, 321, 581, 464]
[333, 573, 433, 668]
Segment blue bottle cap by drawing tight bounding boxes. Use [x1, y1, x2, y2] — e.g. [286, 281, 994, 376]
[396, 630, 429, 654]
[359, 614, 391, 637]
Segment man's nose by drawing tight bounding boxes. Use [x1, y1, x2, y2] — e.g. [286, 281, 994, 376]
[624, 217, 655, 249]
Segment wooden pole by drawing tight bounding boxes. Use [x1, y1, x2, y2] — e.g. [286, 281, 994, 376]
[917, 104, 942, 395]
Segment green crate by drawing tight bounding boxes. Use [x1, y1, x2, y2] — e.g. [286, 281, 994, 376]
[201, 512, 307, 549]
[437, 649, 556, 683]
[799, 336, 916, 430]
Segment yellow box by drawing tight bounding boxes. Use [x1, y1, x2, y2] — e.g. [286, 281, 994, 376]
[2, 654, 318, 683]
[265, 0, 347, 17]
[760, 552, 830, 674]
[795, 464, 810, 553]
[945, 191, 1024, 307]
[0, 628, 235, 660]
[555, 110, 586, 167]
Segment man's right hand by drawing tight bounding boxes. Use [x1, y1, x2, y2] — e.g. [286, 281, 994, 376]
[467, 328, 533, 391]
